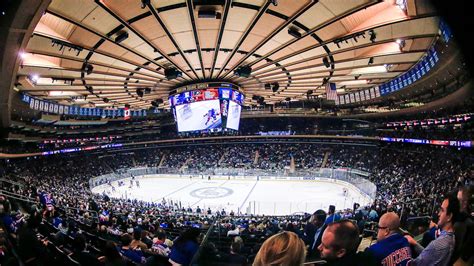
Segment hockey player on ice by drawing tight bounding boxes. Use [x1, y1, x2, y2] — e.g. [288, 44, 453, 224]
[203, 108, 220, 125]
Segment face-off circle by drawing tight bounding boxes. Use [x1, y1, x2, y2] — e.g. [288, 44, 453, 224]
[190, 187, 234, 199]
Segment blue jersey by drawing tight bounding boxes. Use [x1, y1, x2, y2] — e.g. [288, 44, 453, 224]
[207, 108, 217, 119]
[366, 233, 412, 266]
[325, 213, 341, 224]
[39, 192, 54, 208]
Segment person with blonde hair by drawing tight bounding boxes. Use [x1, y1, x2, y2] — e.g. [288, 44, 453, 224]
[253, 231, 306, 266]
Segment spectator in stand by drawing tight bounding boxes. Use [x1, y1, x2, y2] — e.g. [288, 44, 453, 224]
[99, 241, 127, 266]
[227, 224, 241, 237]
[303, 215, 316, 245]
[223, 241, 248, 265]
[306, 209, 327, 259]
[365, 212, 412, 266]
[119, 233, 146, 264]
[369, 206, 379, 222]
[404, 193, 459, 266]
[140, 230, 153, 249]
[0, 229, 14, 265]
[147, 231, 172, 265]
[420, 213, 438, 248]
[130, 228, 148, 250]
[16, 214, 51, 265]
[318, 220, 375, 266]
[169, 227, 201, 266]
[325, 205, 342, 225]
[0, 142, 472, 265]
[151, 230, 171, 257]
[453, 185, 474, 265]
[253, 231, 306, 266]
[70, 233, 101, 266]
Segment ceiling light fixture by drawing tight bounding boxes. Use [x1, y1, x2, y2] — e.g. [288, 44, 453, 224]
[141, 0, 150, 9]
[322, 57, 330, 68]
[271, 82, 279, 92]
[115, 31, 129, 44]
[368, 30, 376, 43]
[51, 77, 75, 85]
[29, 74, 39, 85]
[165, 68, 183, 80]
[288, 27, 302, 39]
[396, 39, 406, 50]
[83, 64, 94, 75]
[234, 66, 251, 77]
[51, 39, 83, 56]
[198, 10, 218, 19]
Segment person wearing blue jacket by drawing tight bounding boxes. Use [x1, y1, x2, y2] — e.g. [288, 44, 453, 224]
[366, 212, 412, 266]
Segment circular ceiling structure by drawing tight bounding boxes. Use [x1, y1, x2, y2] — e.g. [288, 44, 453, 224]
[16, 0, 440, 109]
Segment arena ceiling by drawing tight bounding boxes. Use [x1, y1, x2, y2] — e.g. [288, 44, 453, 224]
[16, 0, 440, 109]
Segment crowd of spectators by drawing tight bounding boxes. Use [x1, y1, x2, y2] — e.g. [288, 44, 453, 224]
[219, 145, 255, 169]
[0, 141, 472, 265]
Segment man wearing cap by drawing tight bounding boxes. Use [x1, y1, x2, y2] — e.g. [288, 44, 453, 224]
[365, 212, 412, 266]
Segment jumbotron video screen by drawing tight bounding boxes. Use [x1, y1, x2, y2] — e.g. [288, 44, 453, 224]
[227, 100, 242, 130]
[169, 85, 244, 132]
[175, 100, 222, 132]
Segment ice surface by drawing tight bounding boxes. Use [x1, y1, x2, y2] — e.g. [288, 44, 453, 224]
[92, 176, 372, 215]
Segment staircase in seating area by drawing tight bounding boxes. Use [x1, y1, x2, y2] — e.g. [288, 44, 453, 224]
[321, 151, 331, 168]
[158, 153, 167, 167]
[218, 151, 228, 166]
[180, 157, 193, 171]
[253, 150, 260, 165]
[101, 158, 115, 173]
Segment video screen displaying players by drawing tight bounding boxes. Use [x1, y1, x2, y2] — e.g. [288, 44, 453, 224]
[226, 100, 241, 130]
[175, 100, 222, 132]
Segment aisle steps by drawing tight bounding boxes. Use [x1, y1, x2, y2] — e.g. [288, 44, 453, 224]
[321, 151, 331, 168]
[158, 153, 167, 167]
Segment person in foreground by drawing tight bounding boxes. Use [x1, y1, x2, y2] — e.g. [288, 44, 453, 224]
[306, 209, 328, 260]
[365, 212, 412, 266]
[169, 227, 201, 266]
[253, 231, 306, 266]
[318, 219, 375, 266]
[404, 193, 459, 266]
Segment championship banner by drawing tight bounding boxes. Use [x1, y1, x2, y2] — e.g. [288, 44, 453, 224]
[124, 107, 130, 120]
[22, 93, 160, 118]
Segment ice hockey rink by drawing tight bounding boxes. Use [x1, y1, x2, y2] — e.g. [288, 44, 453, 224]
[91, 175, 373, 215]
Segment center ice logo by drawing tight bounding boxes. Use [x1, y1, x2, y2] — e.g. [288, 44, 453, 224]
[190, 187, 233, 199]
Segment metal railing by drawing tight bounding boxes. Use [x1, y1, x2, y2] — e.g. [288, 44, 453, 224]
[189, 218, 217, 265]
[0, 178, 26, 187]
